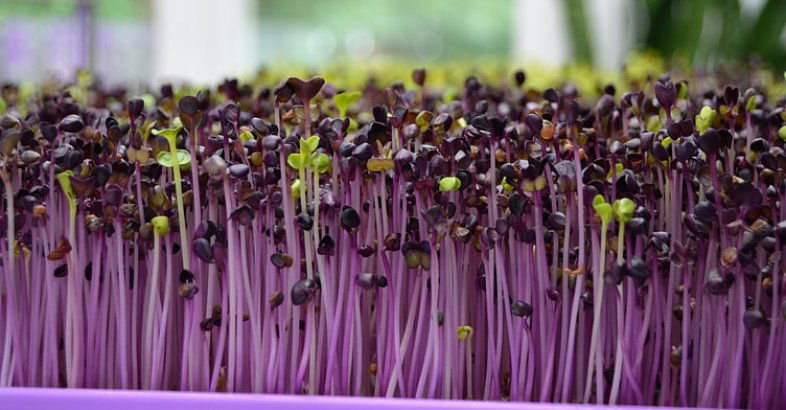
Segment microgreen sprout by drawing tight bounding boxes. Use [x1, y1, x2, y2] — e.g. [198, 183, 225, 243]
[152, 126, 191, 270]
[0, 68, 784, 409]
[333, 91, 361, 118]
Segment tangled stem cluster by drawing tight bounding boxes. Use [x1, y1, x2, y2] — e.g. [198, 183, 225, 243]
[0, 70, 785, 408]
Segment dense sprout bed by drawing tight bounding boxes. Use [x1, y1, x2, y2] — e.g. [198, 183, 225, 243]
[0, 69, 785, 408]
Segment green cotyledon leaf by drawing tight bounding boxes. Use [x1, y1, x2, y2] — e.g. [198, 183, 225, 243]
[287, 153, 305, 170]
[613, 197, 635, 223]
[156, 149, 192, 170]
[151, 215, 170, 236]
[334, 91, 361, 117]
[439, 176, 462, 192]
[311, 153, 331, 173]
[152, 125, 183, 149]
[593, 194, 612, 224]
[56, 170, 76, 204]
[457, 325, 473, 340]
[300, 136, 320, 156]
[695, 106, 716, 134]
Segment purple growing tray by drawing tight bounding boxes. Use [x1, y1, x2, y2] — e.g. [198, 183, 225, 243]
[0, 388, 682, 410]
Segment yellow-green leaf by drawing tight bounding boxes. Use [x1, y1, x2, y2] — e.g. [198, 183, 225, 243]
[152, 125, 183, 148]
[695, 106, 716, 134]
[457, 325, 473, 340]
[367, 157, 395, 173]
[156, 149, 192, 170]
[501, 176, 513, 194]
[151, 215, 170, 236]
[334, 91, 361, 117]
[592, 195, 611, 224]
[240, 130, 254, 144]
[300, 136, 320, 156]
[57, 170, 75, 203]
[699, 106, 716, 121]
[594, 203, 612, 225]
[291, 179, 302, 198]
[311, 153, 331, 173]
[287, 153, 304, 170]
[779, 125, 786, 142]
[607, 163, 624, 181]
[439, 176, 462, 192]
[677, 82, 688, 100]
[613, 198, 635, 223]
[348, 118, 359, 132]
[646, 115, 662, 132]
[416, 111, 433, 130]
[593, 194, 606, 208]
[746, 96, 756, 113]
[77, 69, 91, 89]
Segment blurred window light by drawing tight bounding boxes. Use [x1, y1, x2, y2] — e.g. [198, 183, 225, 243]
[344, 29, 375, 60]
[305, 28, 338, 63]
[511, 0, 571, 66]
[740, 0, 767, 20]
[153, 0, 256, 85]
[412, 29, 444, 61]
[257, 0, 511, 64]
[2, 0, 782, 85]
[585, 0, 635, 70]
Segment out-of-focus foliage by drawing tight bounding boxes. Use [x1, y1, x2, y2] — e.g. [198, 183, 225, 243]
[257, 0, 512, 62]
[0, 0, 147, 20]
[640, 0, 786, 71]
[250, 53, 786, 101]
[1, 0, 784, 85]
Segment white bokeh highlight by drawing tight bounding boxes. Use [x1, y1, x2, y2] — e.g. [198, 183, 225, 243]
[152, 0, 257, 85]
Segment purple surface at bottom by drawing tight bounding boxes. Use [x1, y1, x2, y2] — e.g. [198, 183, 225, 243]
[0, 388, 680, 410]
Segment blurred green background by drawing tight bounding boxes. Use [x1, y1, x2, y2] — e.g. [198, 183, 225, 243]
[0, 0, 784, 84]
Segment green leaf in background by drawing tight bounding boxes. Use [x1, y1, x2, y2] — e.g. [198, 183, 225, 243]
[592, 195, 612, 224]
[439, 176, 462, 192]
[746, 96, 757, 113]
[257, 0, 512, 61]
[646, 115, 662, 132]
[457, 325, 473, 340]
[291, 179, 302, 198]
[334, 91, 361, 117]
[613, 198, 635, 223]
[695, 106, 716, 134]
[606, 163, 624, 181]
[641, 0, 786, 71]
[240, 130, 254, 144]
[287, 153, 305, 170]
[152, 126, 182, 150]
[156, 149, 192, 170]
[56, 170, 75, 203]
[594, 203, 612, 225]
[563, 0, 593, 65]
[300, 136, 320, 156]
[312, 153, 331, 173]
[151, 215, 171, 237]
[366, 157, 394, 173]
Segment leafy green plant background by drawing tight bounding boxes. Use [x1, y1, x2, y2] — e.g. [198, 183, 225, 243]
[639, 0, 786, 71]
[1, 0, 784, 70]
